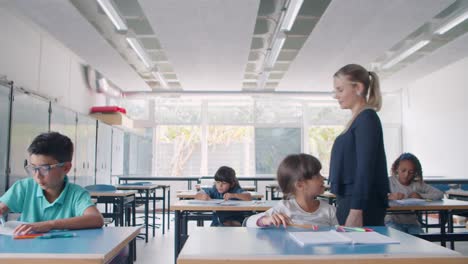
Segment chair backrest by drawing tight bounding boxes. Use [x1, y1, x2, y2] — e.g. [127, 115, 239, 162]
[84, 184, 117, 192]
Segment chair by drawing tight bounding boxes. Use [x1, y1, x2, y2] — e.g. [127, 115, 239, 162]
[85, 184, 122, 226]
[84, 184, 117, 192]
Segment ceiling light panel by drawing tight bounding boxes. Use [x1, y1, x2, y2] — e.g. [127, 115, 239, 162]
[140, 0, 260, 91]
[277, 0, 455, 92]
[96, 0, 128, 31]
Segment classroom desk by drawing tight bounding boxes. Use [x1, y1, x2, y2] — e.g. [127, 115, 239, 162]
[199, 176, 276, 190]
[176, 191, 264, 200]
[0, 227, 141, 264]
[425, 178, 468, 184]
[172, 200, 277, 261]
[116, 184, 159, 242]
[197, 184, 257, 191]
[90, 190, 137, 227]
[446, 189, 468, 201]
[177, 227, 467, 264]
[118, 176, 200, 190]
[388, 199, 468, 248]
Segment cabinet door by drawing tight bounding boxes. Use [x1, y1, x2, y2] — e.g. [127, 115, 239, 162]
[0, 83, 11, 195]
[96, 122, 112, 184]
[111, 128, 124, 176]
[128, 134, 138, 175]
[138, 137, 152, 175]
[9, 92, 49, 186]
[75, 115, 96, 187]
[50, 104, 77, 179]
[86, 118, 96, 184]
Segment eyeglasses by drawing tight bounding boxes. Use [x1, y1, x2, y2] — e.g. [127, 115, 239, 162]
[24, 162, 66, 177]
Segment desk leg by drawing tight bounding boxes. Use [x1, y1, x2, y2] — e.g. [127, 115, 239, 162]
[162, 187, 166, 234]
[120, 197, 125, 227]
[439, 211, 447, 247]
[132, 196, 136, 227]
[167, 188, 171, 231]
[174, 210, 181, 264]
[448, 210, 454, 250]
[153, 190, 156, 237]
[145, 190, 149, 243]
[129, 237, 136, 263]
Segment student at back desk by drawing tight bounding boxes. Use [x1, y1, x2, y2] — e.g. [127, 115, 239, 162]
[195, 166, 252, 226]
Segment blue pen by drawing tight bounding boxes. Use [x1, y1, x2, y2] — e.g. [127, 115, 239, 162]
[38, 233, 77, 239]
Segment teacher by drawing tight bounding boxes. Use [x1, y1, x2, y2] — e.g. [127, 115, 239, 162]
[329, 64, 390, 227]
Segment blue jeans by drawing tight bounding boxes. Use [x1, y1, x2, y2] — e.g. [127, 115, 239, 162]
[386, 221, 423, 234]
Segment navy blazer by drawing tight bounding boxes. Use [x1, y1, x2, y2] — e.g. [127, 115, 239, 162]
[329, 109, 389, 210]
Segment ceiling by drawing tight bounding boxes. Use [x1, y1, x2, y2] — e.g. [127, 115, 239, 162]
[3, 0, 468, 93]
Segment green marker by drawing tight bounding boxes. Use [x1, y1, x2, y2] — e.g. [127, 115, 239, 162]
[38, 233, 77, 239]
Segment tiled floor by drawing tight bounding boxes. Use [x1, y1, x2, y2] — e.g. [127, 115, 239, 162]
[133, 213, 468, 264]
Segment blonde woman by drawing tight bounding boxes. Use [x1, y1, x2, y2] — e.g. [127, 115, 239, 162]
[329, 64, 390, 227]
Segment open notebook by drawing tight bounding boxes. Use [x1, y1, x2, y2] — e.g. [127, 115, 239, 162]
[289, 230, 400, 246]
[186, 199, 241, 206]
[0, 221, 25, 236]
[393, 198, 426, 205]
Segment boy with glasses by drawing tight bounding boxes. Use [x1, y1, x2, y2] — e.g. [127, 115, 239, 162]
[0, 132, 104, 235]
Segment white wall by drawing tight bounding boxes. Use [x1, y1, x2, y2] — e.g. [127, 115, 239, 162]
[378, 93, 403, 172]
[0, 7, 98, 114]
[402, 56, 468, 178]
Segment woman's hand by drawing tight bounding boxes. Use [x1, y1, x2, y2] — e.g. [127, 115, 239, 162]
[345, 209, 363, 227]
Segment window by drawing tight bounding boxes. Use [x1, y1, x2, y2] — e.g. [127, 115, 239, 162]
[154, 126, 201, 176]
[255, 127, 301, 175]
[207, 126, 254, 176]
[307, 126, 343, 176]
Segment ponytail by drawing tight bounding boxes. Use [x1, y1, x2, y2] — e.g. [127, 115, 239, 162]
[367, 71, 382, 111]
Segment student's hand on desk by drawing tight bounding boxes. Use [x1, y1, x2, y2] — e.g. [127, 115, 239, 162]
[223, 193, 236, 200]
[13, 221, 54, 235]
[0, 202, 8, 214]
[195, 193, 211, 201]
[388, 192, 405, 200]
[262, 213, 291, 228]
[408, 192, 422, 199]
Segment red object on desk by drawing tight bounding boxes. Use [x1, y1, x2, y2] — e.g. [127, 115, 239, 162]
[13, 233, 43, 239]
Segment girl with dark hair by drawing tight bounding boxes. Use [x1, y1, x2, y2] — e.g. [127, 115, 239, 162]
[195, 166, 252, 226]
[385, 153, 443, 234]
[246, 154, 338, 228]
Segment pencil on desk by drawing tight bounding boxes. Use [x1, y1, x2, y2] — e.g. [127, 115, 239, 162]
[288, 223, 319, 230]
[13, 233, 43, 239]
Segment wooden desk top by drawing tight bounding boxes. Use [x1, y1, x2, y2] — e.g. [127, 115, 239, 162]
[176, 191, 264, 200]
[89, 190, 138, 197]
[177, 227, 467, 264]
[388, 198, 468, 211]
[118, 176, 200, 181]
[171, 200, 276, 211]
[115, 184, 160, 190]
[0, 227, 140, 264]
[446, 190, 468, 197]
